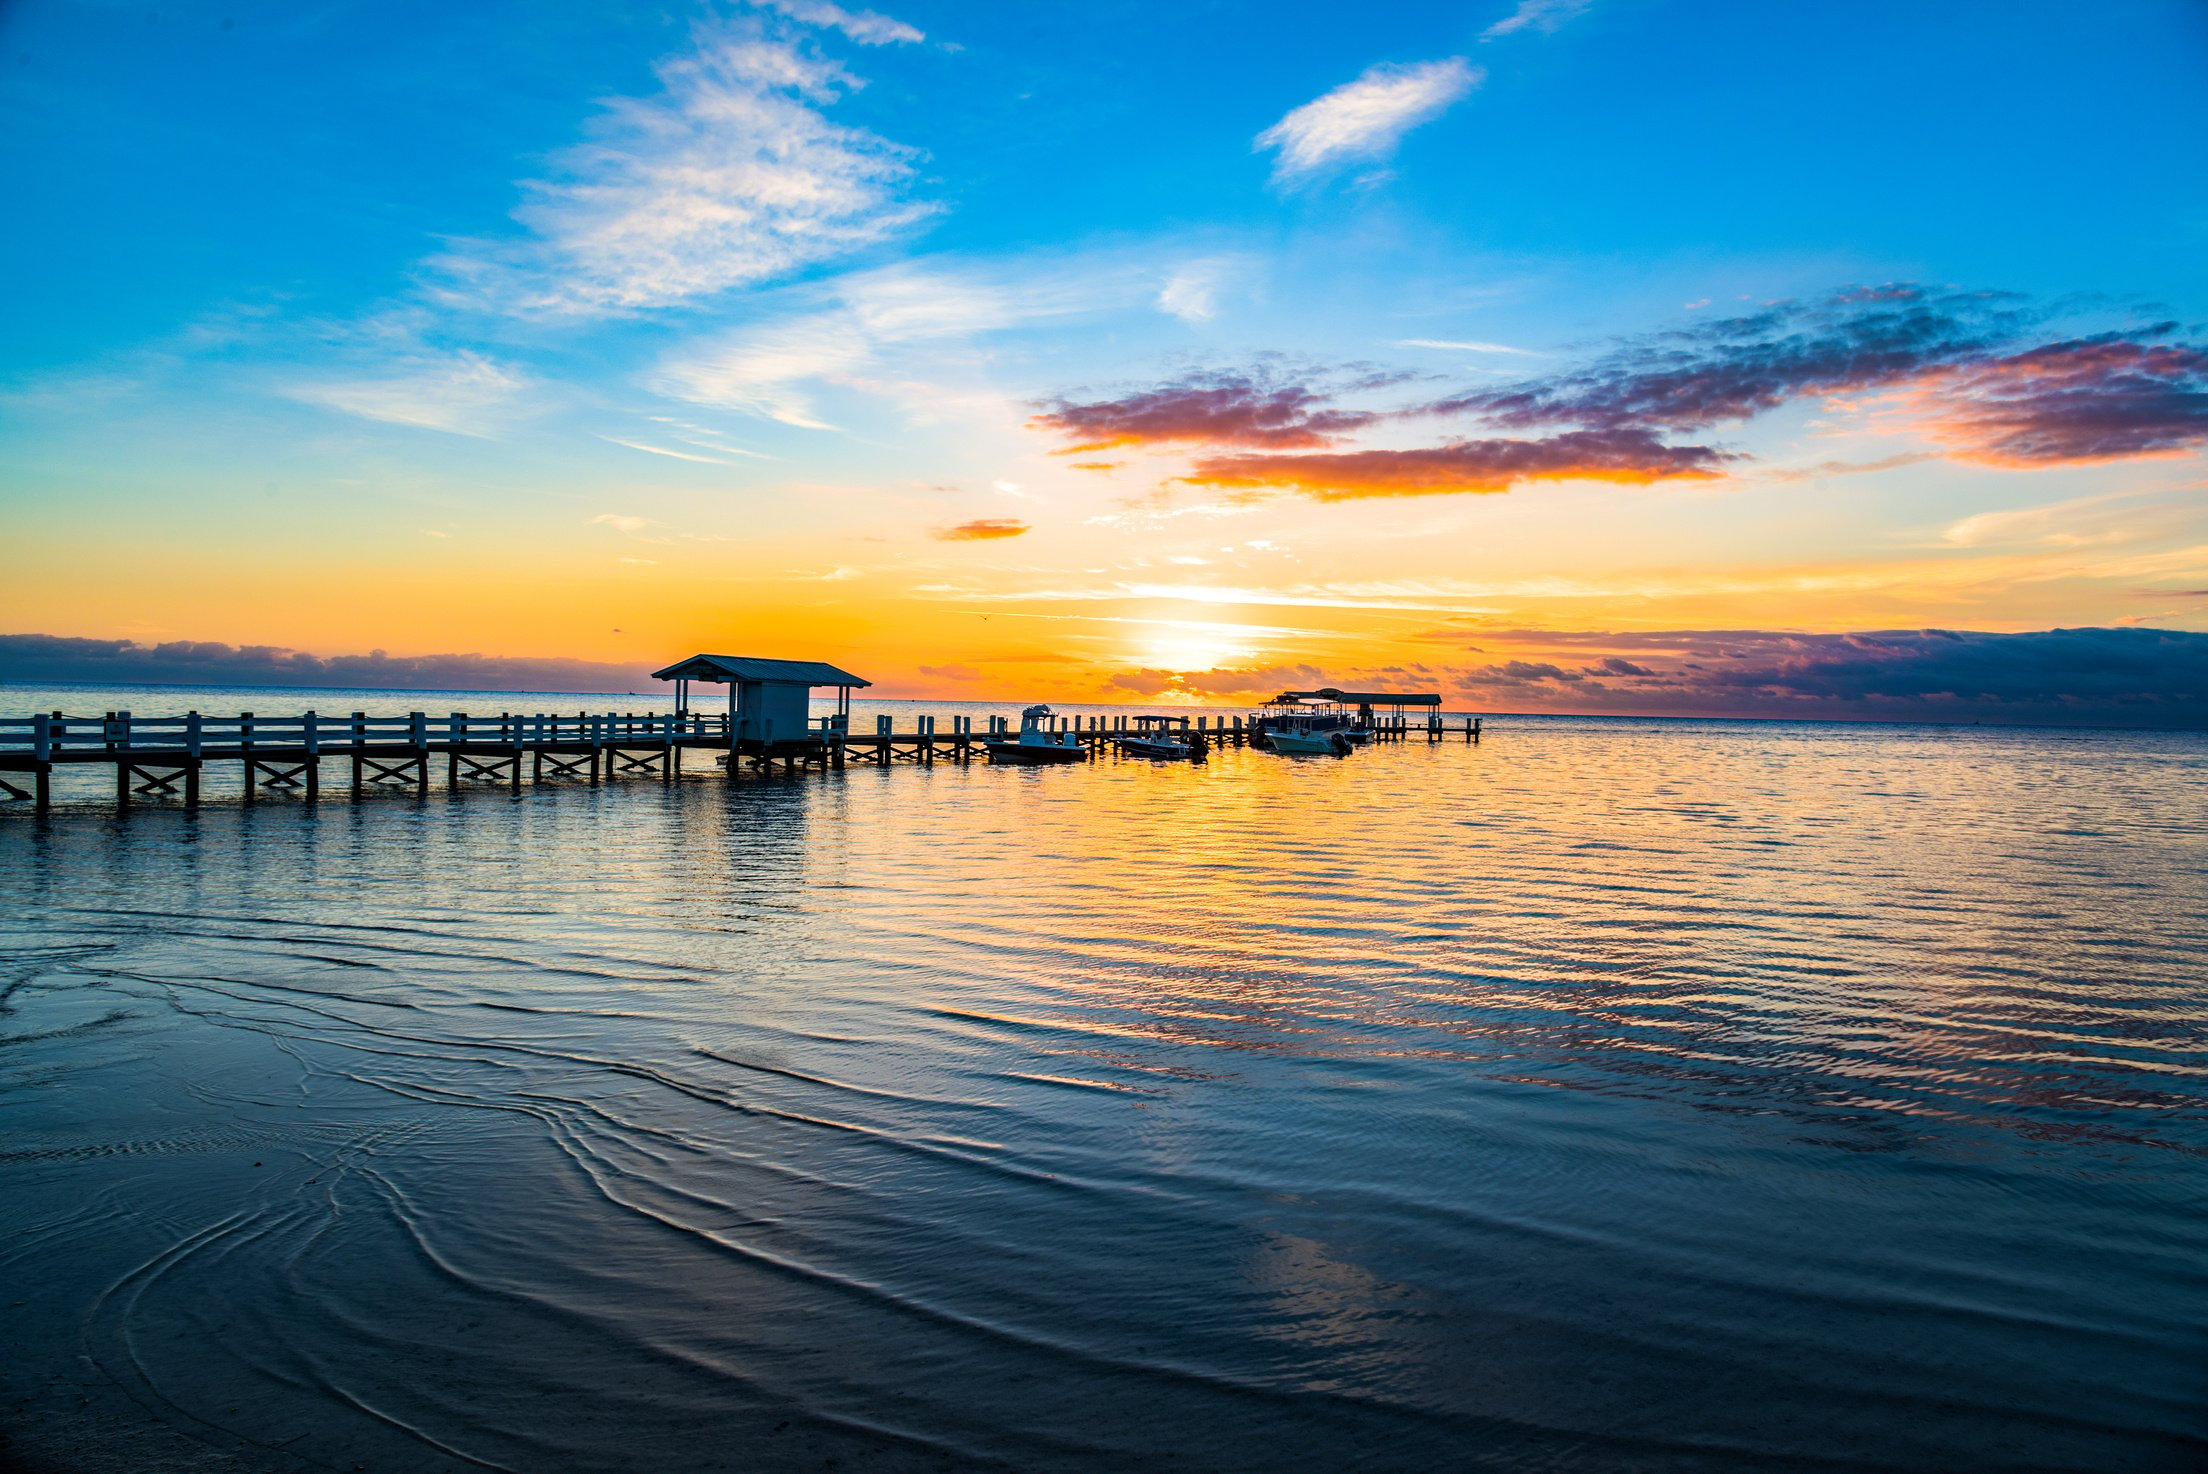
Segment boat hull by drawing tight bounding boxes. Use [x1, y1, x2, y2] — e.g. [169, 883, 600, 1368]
[1266, 731, 1351, 756]
[984, 741, 1087, 765]
[1117, 738, 1198, 760]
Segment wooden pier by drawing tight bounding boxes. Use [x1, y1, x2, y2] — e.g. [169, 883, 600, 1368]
[0, 708, 1480, 812]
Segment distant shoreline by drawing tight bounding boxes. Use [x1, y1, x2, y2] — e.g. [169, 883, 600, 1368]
[2, 679, 2201, 733]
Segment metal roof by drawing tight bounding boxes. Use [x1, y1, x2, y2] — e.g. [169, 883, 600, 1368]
[651, 654, 872, 687]
[1273, 687, 1441, 706]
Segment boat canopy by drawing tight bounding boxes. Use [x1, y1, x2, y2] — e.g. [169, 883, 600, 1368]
[1268, 688, 1440, 708]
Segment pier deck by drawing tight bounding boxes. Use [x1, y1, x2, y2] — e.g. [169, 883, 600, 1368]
[0, 708, 1480, 811]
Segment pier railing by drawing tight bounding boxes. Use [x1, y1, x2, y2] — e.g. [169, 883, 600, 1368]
[0, 710, 732, 758]
[0, 705, 1481, 810]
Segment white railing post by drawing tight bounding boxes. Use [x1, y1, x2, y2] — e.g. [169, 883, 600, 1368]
[303, 712, 319, 757]
[185, 712, 203, 757]
[32, 714, 50, 762]
[410, 712, 427, 748]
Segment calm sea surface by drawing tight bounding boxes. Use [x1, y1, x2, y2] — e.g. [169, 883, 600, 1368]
[3, 684, 2205, 1472]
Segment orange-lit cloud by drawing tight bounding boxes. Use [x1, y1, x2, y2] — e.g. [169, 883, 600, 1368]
[1027, 289, 2206, 509]
[935, 518, 1030, 540]
[1179, 429, 1732, 499]
[1031, 370, 1377, 451]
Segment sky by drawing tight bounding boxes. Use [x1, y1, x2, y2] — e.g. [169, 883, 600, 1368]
[3, 0, 2206, 723]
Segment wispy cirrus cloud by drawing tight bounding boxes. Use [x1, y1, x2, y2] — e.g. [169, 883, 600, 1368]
[1256, 58, 1482, 187]
[751, 0, 922, 45]
[1180, 429, 1731, 499]
[1481, 0, 1592, 39]
[598, 436, 742, 464]
[1031, 370, 1379, 451]
[1157, 260, 1235, 322]
[432, 30, 933, 317]
[282, 351, 531, 435]
[1397, 338, 1540, 355]
[656, 257, 1137, 426]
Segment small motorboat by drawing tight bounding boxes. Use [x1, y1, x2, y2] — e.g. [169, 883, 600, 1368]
[1116, 715, 1206, 761]
[1262, 716, 1354, 756]
[984, 704, 1089, 764]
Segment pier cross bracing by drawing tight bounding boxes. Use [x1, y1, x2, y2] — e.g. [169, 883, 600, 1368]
[0, 654, 1479, 812]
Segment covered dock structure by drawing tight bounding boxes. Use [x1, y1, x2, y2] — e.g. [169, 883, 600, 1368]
[653, 653, 871, 765]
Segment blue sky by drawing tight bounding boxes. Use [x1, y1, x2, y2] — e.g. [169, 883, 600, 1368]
[3, 0, 2205, 719]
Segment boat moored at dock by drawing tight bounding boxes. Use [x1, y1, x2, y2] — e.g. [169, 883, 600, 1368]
[983, 705, 1089, 764]
[1116, 715, 1207, 761]
[1261, 716, 1355, 756]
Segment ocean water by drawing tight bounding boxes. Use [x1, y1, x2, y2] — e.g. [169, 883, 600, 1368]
[3, 692, 2205, 1472]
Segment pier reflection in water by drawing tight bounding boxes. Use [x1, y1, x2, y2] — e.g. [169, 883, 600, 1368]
[3, 716, 2205, 1472]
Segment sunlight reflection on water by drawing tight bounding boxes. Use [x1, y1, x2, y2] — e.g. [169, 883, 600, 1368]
[3, 713, 2205, 1471]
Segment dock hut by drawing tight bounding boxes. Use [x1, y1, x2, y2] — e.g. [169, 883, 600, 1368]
[653, 655, 871, 751]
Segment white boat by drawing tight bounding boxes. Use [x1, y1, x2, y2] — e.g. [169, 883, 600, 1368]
[1262, 716, 1354, 756]
[1116, 715, 1205, 761]
[983, 704, 1089, 764]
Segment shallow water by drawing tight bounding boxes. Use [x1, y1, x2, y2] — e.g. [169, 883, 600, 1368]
[4, 711, 2206, 1472]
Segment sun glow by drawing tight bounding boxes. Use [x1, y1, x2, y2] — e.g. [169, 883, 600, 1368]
[1139, 634, 1258, 672]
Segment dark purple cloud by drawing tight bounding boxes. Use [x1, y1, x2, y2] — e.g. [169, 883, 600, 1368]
[1440, 285, 2035, 431]
[0, 634, 654, 693]
[1026, 286, 2208, 503]
[1433, 626, 2208, 727]
[1436, 286, 2208, 467]
[1915, 334, 2208, 465]
[1180, 429, 1732, 499]
[1030, 370, 1377, 451]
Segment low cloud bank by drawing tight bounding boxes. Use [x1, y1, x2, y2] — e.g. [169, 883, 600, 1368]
[1114, 627, 2208, 728]
[11, 627, 2203, 726]
[0, 634, 654, 694]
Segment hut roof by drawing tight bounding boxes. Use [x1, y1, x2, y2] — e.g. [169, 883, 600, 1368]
[1273, 687, 1441, 706]
[652, 654, 872, 688]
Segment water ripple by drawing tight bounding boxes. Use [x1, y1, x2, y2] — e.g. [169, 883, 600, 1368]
[4, 719, 2206, 1471]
